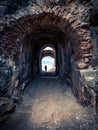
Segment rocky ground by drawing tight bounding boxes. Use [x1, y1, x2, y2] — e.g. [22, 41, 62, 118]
[0, 76, 98, 130]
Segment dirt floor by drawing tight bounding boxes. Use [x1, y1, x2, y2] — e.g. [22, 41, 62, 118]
[0, 76, 98, 130]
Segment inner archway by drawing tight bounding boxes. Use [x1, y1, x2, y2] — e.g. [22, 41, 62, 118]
[40, 46, 56, 74]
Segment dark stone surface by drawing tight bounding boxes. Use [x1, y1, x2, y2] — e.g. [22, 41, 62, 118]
[0, 57, 13, 96]
[0, 97, 16, 123]
[0, 0, 29, 16]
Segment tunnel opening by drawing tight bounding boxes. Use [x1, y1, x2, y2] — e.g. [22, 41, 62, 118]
[40, 46, 56, 75]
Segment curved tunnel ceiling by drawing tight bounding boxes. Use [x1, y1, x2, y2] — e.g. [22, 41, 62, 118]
[0, 8, 92, 61]
[41, 50, 56, 59]
[28, 26, 67, 49]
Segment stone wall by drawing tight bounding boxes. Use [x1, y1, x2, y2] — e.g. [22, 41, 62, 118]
[0, 0, 30, 16]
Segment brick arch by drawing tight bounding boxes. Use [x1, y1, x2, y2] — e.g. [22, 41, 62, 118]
[0, 2, 92, 61]
[0, 11, 93, 89]
[0, 2, 93, 91]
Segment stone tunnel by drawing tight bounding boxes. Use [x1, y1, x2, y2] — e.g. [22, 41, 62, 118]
[0, 0, 98, 129]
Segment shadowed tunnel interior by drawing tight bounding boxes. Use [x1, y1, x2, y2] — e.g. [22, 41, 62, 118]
[20, 25, 72, 83]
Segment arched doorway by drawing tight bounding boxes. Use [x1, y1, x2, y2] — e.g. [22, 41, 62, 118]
[40, 46, 56, 75]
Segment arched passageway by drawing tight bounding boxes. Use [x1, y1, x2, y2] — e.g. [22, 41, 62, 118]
[0, 1, 98, 129]
[20, 24, 72, 84]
